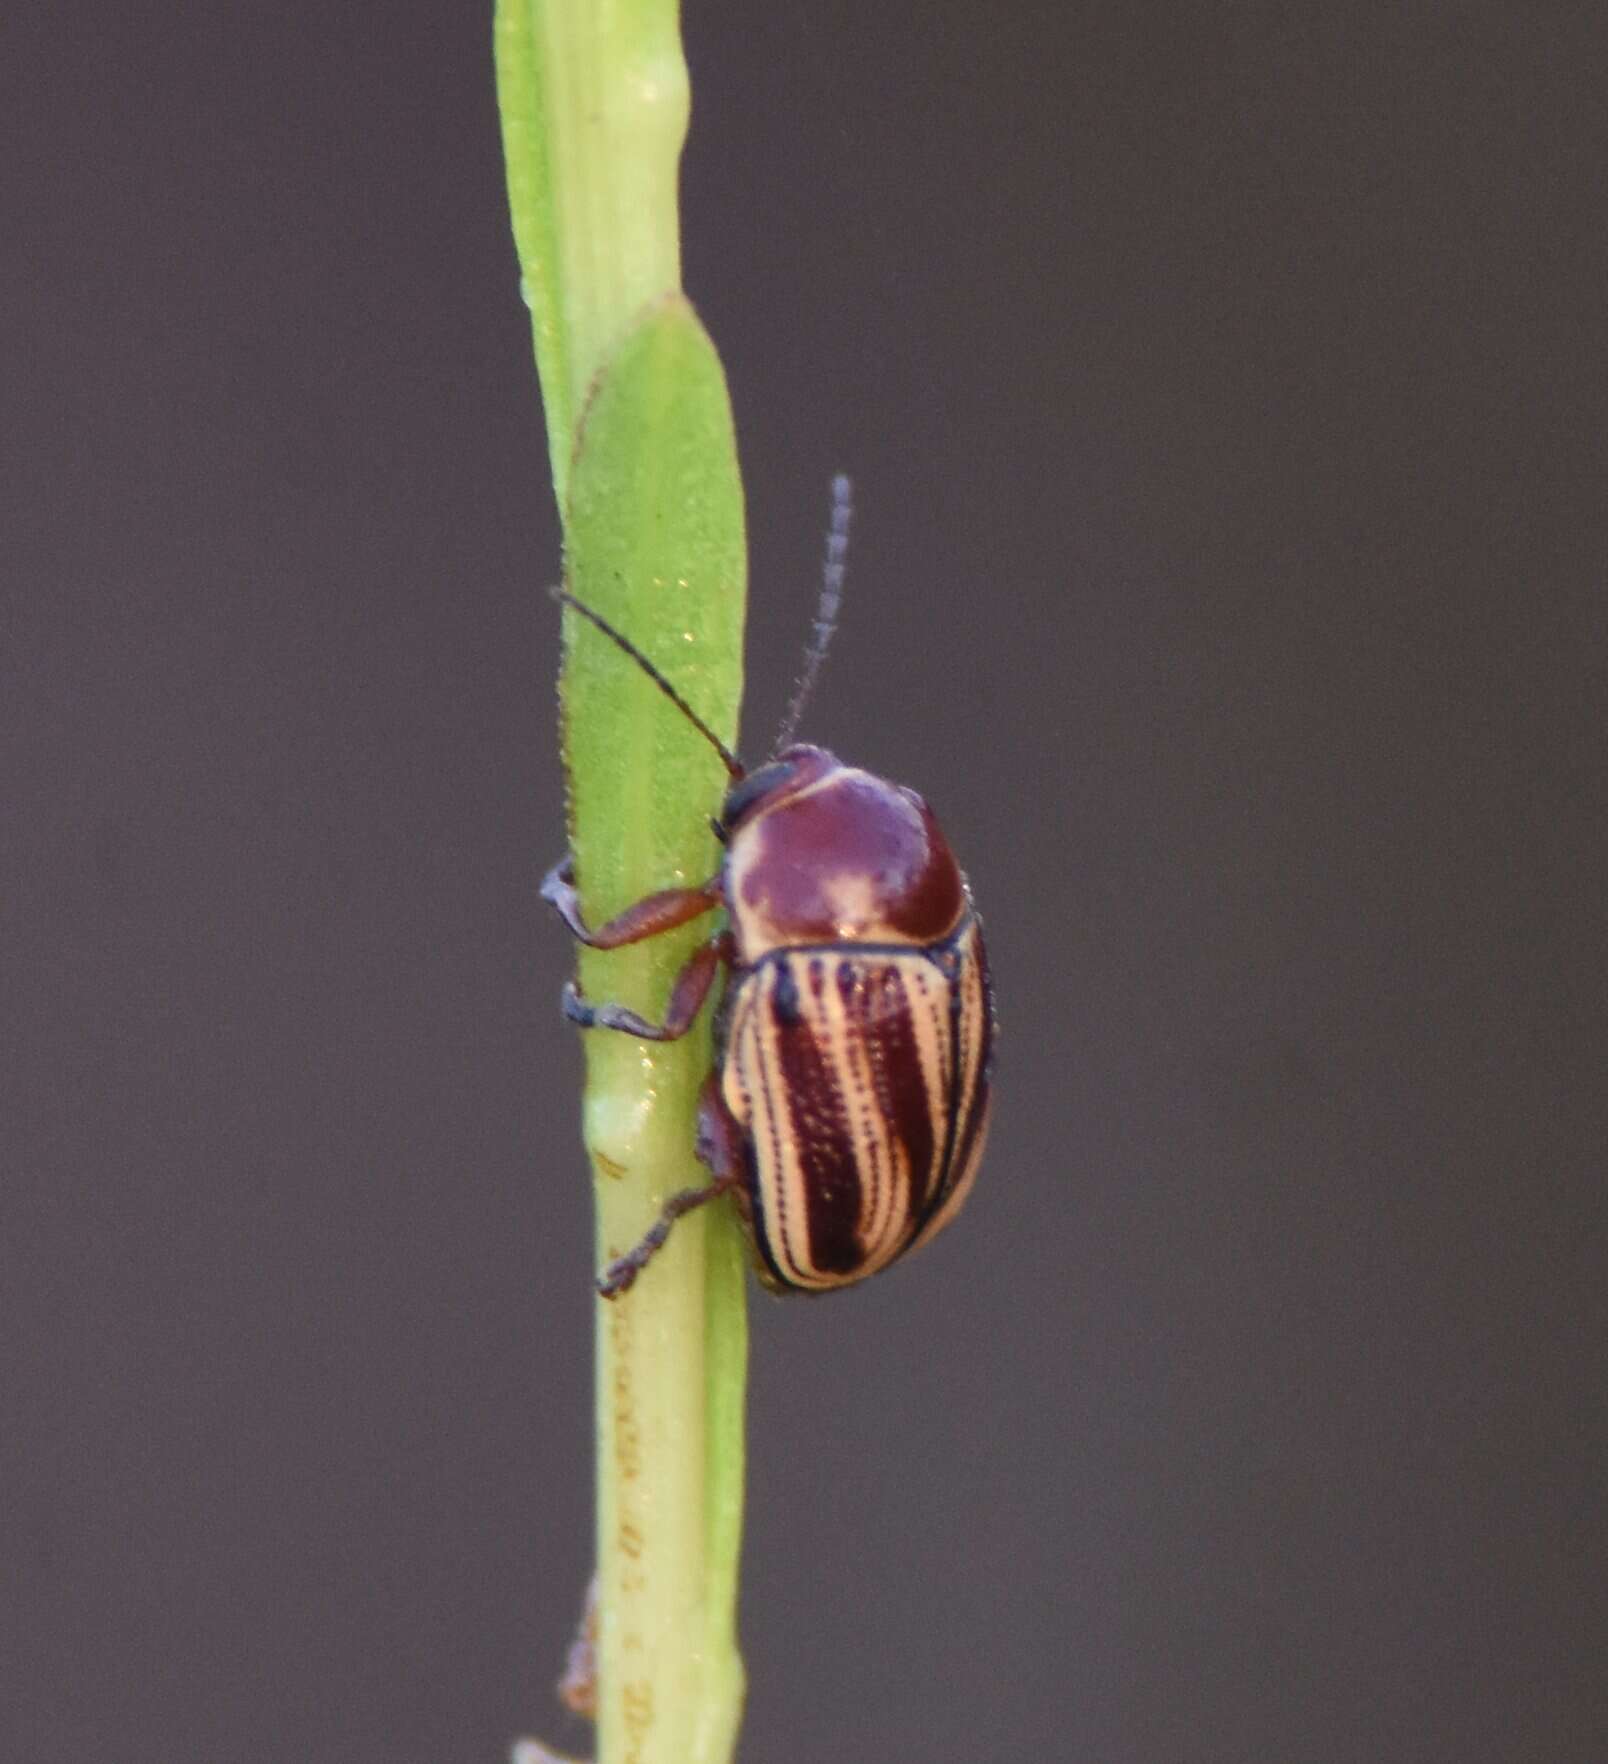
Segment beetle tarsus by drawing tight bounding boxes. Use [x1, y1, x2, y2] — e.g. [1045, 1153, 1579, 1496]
[560, 981, 687, 1041]
[559, 981, 596, 1027]
[596, 1174, 742, 1299]
[510, 1743, 589, 1764]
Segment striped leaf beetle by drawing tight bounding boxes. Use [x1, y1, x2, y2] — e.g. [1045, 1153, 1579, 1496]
[545, 477, 995, 1296]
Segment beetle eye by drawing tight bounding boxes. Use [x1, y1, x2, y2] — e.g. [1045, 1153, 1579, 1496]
[721, 760, 797, 829]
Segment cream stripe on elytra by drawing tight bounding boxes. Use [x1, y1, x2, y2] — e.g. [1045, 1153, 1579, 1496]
[727, 978, 792, 1270]
[905, 959, 952, 1208]
[766, 963, 816, 1284]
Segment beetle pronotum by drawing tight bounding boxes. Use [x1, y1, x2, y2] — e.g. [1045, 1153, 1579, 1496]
[546, 477, 995, 1296]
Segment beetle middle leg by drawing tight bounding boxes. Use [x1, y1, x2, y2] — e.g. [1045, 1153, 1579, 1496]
[544, 854, 729, 1038]
[561, 929, 733, 1041]
[597, 1075, 746, 1298]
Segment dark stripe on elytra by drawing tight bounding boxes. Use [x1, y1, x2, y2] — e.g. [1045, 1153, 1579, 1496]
[741, 1127, 791, 1289]
[770, 955, 864, 1278]
[772, 960, 802, 1026]
[835, 960, 897, 1253]
[830, 962, 889, 1250]
[941, 934, 994, 1210]
[853, 958, 938, 1233]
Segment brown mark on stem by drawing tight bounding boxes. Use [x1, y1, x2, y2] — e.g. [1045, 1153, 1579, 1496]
[606, 1270, 654, 1755]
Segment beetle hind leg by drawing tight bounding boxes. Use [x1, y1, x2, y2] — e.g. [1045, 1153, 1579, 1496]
[597, 1076, 746, 1298]
[597, 1173, 742, 1297]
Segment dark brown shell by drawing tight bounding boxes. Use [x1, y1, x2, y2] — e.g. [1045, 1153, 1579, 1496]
[723, 747, 967, 960]
[718, 916, 993, 1291]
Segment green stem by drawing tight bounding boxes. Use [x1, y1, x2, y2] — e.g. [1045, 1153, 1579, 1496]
[496, 0, 686, 510]
[495, 6, 749, 1764]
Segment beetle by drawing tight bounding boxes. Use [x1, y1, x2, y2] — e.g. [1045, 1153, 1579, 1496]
[545, 476, 994, 1297]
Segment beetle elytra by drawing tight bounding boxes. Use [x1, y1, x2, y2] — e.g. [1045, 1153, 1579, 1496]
[546, 477, 994, 1296]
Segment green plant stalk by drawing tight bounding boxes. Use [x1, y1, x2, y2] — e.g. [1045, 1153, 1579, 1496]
[494, 5, 749, 1764]
[496, 0, 687, 510]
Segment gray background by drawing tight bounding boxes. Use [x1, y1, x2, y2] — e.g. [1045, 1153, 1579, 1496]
[4, 4, 1604, 1760]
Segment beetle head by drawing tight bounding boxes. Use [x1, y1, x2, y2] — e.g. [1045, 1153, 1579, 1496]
[718, 745, 838, 836]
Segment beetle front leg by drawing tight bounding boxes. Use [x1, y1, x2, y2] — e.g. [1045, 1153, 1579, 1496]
[597, 1075, 746, 1298]
[563, 931, 732, 1041]
[541, 853, 721, 948]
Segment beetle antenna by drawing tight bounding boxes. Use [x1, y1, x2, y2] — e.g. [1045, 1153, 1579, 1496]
[553, 586, 744, 779]
[773, 472, 852, 754]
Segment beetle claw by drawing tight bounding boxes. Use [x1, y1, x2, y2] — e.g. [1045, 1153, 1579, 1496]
[538, 854, 575, 909]
[595, 1257, 640, 1299]
[560, 981, 596, 1026]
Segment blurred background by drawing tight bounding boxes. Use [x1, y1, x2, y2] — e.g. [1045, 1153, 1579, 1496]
[4, 4, 1604, 1760]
